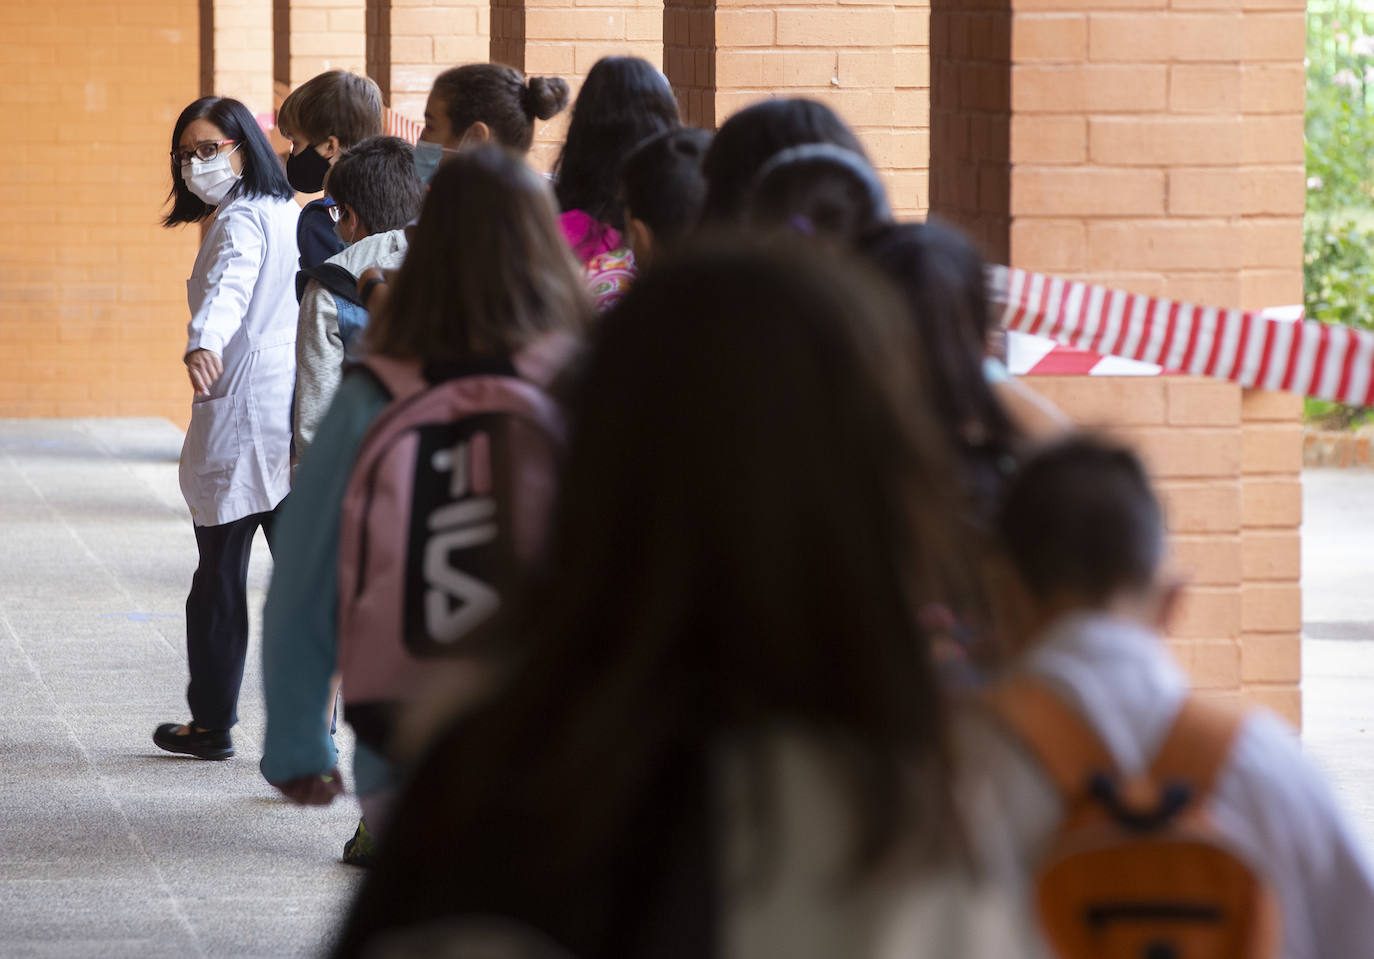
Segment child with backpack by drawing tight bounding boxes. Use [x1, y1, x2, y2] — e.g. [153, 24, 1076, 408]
[293, 135, 423, 464]
[965, 436, 1374, 959]
[584, 126, 712, 311]
[553, 56, 681, 263]
[277, 70, 386, 269]
[258, 147, 590, 863]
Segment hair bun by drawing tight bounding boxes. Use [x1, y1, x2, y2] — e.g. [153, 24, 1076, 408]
[522, 76, 572, 121]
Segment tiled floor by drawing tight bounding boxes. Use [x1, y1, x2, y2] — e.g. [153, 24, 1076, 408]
[2, 422, 1372, 958]
[0, 419, 360, 959]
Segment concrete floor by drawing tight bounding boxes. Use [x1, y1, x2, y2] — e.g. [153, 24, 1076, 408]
[1301, 469, 1374, 854]
[0, 419, 360, 958]
[2, 421, 1373, 957]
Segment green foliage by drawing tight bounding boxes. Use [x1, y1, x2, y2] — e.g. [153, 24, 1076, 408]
[1304, 2, 1374, 424]
[1306, 3, 1374, 213]
[1304, 217, 1374, 329]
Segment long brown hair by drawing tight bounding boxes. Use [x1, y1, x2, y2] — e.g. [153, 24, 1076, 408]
[365, 147, 589, 363]
[336, 238, 974, 959]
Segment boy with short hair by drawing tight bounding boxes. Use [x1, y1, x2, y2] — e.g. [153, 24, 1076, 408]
[294, 135, 423, 462]
[964, 435, 1374, 959]
[277, 70, 385, 268]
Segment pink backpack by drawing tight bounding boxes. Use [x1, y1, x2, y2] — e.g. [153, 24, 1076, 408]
[337, 341, 570, 753]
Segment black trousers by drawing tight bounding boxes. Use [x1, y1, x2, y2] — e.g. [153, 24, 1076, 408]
[185, 505, 280, 730]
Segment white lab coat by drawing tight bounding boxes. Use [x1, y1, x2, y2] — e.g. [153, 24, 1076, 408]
[180, 188, 300, 527]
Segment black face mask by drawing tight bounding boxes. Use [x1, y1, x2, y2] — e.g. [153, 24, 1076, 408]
[286, 144, 330, 194]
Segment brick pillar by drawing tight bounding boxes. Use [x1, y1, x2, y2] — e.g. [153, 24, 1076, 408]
[368, 0, 489, 122]
[663, 0, 714, 127]
[955, 2, 1306, 724]
[201, 0, 274, 112]
[665, 0, 927, 216]
[273, 0, 367, 100]
[492, 0, 662, 170]
[929, 1, 1009, 260]
[890, 0, 931, 216]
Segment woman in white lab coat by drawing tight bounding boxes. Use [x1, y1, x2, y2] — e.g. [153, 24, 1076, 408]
[154, 96, 300, 761]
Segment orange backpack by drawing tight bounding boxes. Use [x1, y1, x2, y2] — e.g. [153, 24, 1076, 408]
[986, 679, 1279, 959]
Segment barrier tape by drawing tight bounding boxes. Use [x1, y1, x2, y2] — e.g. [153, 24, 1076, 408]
[988, 265, 1373, 405]
[384, 108, 423, 144]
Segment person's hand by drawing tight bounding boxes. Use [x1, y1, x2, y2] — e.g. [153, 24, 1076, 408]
[185, 349, 224, 396]
[273, 768, 345, 806]
[357, 267, 395, 314]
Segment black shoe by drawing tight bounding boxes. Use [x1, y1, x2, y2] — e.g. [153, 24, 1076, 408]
[153, 722, 234, 760]
[342, 818, 375, 867]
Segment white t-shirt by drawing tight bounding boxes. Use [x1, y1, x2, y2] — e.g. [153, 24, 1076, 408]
[957, 612, 1374, 959]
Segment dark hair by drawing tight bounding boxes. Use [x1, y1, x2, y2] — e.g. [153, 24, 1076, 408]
[619, 127, 713, 245]
[554, 57, 680, 232]
[701, 98, 868, 224]
[338, 240, 968, 955]
[323, 135, 424, 234]
[277, 70, 384, 148]
[432, 64, 570, 153]
[747, 143, 892, 246]
[365, 146, 589, 363]
[998, 436, 1165, 607]
[163, 96, 294, 227]
[863, 220, 1020, 520]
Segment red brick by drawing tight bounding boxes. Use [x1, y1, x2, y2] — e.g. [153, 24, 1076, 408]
[1242, 685, 1301, 728]
[1171, 638, 1242, 690]
[1169, 585, 1241, 639]
[1009, 115, 1087, 164]
[1242, 422, 1302, 474]
[1167, 378, 1242, 427]
[1241, 529, 1300, 582]
[1240, 582, 1301, 633]
[1013, 167, 1164, 216]
[1128, 427, 1242, 479]
[1169, 64, 1242, 113]
[1011, 14, 1086, 62]
[1023, 376, 1167, 427]
[1170, 534, 1242, 586]
[1241, 634, 1300, 683]
[1157, 480, 1242, 533]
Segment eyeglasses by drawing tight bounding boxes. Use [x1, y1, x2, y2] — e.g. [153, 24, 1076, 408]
[327, 204, 345, 223]
[171, 140, 238, 165]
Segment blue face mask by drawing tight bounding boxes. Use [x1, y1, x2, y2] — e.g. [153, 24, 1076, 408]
[413, 140, 445, 185]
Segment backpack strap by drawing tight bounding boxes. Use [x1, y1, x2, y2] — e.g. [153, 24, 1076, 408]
[1149, 694, 1246, 802]
[296, 262, 365, 305]
[983, 676, 1119, 800]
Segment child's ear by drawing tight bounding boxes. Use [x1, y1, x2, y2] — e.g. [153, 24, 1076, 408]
[626, 216, 655, 265]
[460, 121, 492, 147]
[1151, 574, 1187, 633]
[320, 135, 342, 162]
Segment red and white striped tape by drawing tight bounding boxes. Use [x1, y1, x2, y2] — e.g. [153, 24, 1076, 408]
[384, 108, 423, 144]
[989, 265, 1373, 404]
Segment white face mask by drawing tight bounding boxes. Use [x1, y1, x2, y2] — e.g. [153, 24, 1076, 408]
[181, 144, 242, 206]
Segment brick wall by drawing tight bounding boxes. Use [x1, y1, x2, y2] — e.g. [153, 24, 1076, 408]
[510, 0, 664, 171]
[980, 1, 1306, 724]
[664, 0, 932, 217]
[274, 0, 367, 91]
[207, 0, 274, 112]
[374, 0, 489, 122]
[0, 0, 201, 423]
